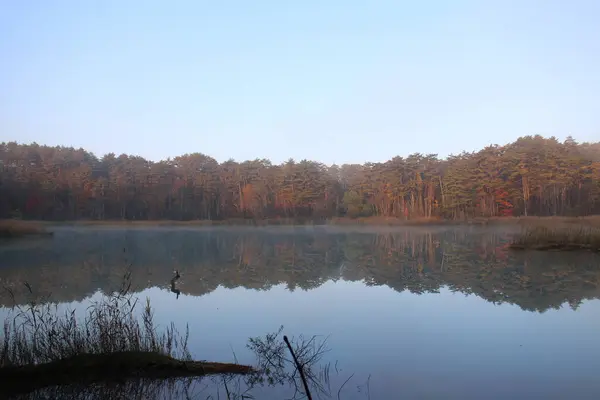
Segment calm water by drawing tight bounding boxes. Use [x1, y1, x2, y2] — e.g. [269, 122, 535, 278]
[1, 226, 600, 399]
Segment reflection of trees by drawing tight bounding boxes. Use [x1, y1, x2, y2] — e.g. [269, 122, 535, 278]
[1, 228, 599, 312]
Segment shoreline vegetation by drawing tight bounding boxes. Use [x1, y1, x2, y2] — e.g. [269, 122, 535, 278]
[4, 215, 600, 228]
[0, 275, 254, 397]
[0, 220, 54, 239]
[510, 226, 600, 252]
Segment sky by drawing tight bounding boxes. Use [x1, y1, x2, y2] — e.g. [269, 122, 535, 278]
[1, 0, 599, 165]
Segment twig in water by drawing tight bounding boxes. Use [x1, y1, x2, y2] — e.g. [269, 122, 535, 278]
[223, 376, 231, 400]
[337, 373, 354, 400]
[283, 335, 312, 400]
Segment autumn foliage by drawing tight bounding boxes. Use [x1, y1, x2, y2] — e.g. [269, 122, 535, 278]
[0, 135, 599, 221]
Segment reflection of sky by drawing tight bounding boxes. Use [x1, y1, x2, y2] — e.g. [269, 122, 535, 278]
[3, 280, 600, 399]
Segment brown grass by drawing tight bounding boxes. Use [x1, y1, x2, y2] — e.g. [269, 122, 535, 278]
[514, 215, 600, 228]
[0, 220, 53, 239]
[19, 215, 600, 229]
[510, 226, 600, 252]
[325, 215, 600, 227]
[51, 218, 309, 227]
[326, 216, 450, 226]
[35, 216, 508, 227]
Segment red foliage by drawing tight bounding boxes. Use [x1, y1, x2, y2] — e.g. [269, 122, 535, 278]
[494, 189, 514, 216]
[25, 195, 40, 212]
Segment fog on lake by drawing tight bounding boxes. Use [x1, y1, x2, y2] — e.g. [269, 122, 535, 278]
[1, 226, 600, 399]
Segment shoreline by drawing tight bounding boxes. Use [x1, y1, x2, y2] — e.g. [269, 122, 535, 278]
[11, 215, 600, 228]
[509, 225, 600, 253]
[509, 243, 600, 252]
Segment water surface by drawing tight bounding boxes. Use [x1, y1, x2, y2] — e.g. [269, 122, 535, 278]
[1, 226, 600, 399]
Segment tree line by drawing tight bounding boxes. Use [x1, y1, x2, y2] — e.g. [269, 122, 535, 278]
[1, 135, 599, 220]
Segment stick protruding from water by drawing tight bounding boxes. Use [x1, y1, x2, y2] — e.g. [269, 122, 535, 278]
[283, 335, 313, 400]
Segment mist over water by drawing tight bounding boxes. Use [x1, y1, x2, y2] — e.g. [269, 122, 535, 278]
[1, 226, 600, 399]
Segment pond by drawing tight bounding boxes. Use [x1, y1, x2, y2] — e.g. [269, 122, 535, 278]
[1, 225, 600, 399]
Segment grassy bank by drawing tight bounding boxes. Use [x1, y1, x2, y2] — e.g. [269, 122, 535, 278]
[31, 215, 600, 228]
[327, 215, 600, 227]
[510, 226, 600, 252]
[0, 275, 253, 397]
[0, 220, 53, 239]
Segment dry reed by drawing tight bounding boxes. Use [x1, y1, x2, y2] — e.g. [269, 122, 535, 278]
[0, 272, 190, 367]
[510, 226, 600, 252]
[0, 220, 52, 239]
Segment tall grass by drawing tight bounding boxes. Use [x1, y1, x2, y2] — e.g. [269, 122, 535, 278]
[0, 272, 190, 367]
[511, 226, 600, 251]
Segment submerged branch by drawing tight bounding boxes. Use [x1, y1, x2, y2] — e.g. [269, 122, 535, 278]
[284, 335, 313, 400]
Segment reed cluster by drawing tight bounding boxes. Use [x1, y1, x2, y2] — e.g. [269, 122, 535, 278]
[510, 226, 600, 252]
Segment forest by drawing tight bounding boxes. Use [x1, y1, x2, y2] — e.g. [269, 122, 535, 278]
[1, 135, 599, 221]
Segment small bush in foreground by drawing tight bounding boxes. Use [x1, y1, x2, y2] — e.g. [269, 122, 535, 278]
[0, 273, 190, 367]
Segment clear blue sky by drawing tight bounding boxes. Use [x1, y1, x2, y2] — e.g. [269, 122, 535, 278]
[1, 0, 599, 165]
